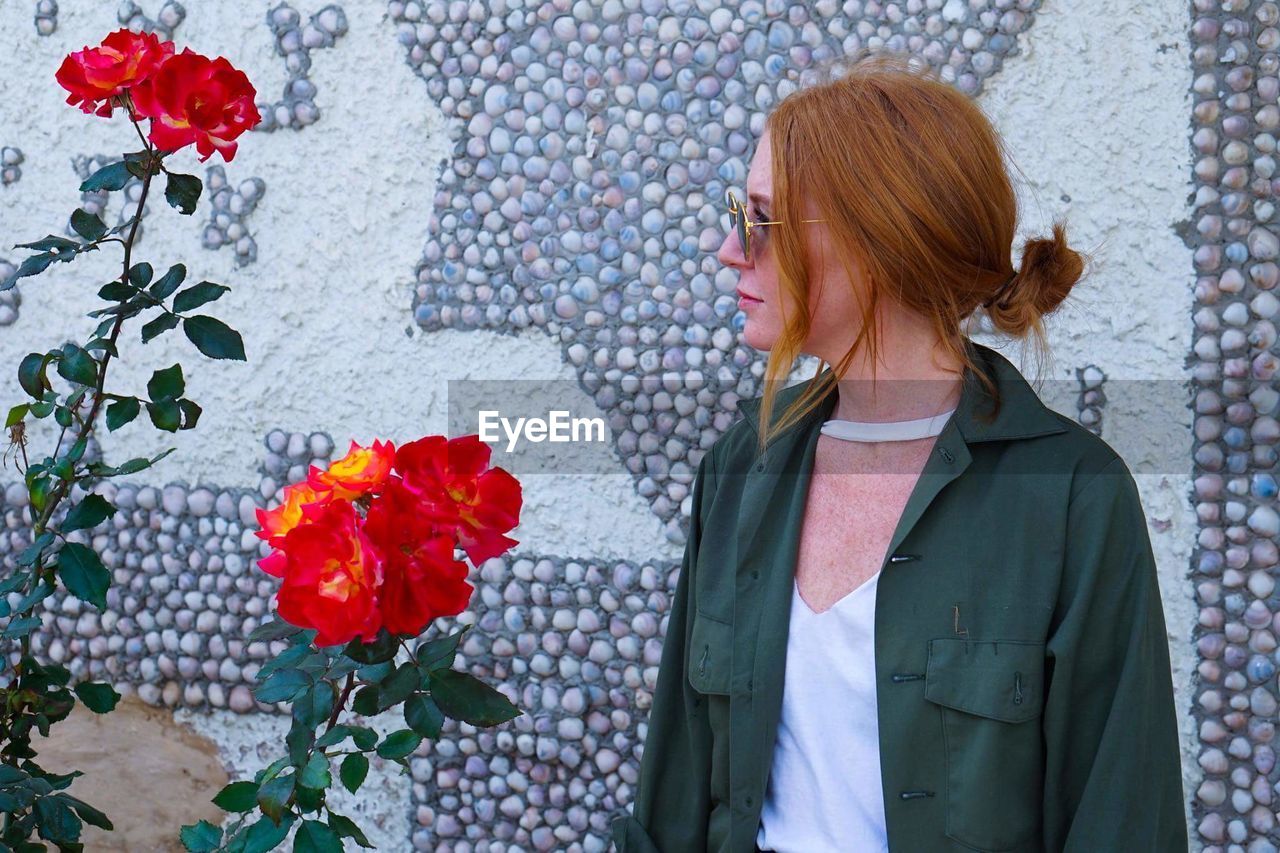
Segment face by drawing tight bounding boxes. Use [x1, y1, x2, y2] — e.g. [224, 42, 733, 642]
[716, 127, 866, 363]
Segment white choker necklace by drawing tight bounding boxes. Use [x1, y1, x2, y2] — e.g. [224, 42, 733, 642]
[820, 407, 957, 443]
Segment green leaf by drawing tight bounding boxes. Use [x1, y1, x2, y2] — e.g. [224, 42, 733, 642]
[294, 820, 342, 853]
[212, 780, 259, 813]
[56, 543, 109, 609]
[375, 729, 421, 761]
[18, 533, 53, 568]
[105, 397, 140, 431]
[34, 794, 81, 843]
[14, 234, 79, 252]
[248, 618, 303, 643]
[55, 345, 96, 387]
[2, 616, 42, 639]
[314, 725, 352, 749]
[72, 682, 120, 713]
[254, 642, 312, 682]
[6, 403, 29, 427]
[178, 398, 202, 430]
[180, 819, 222, 852]
[286, 716, 314, 768]
[140, 311, 181, 344]
[149, 263, 187, 300]
[62, 494, 115, 532]
[80, 161, 130, 192]
[404, 693, 444, 739]
[97, 279, 135, 302]
[69, 209, 107, 242]
[298, 754, 330, 791]
[327, 812, 373, 848]
[183, 315, 246, 361]
[18, 352, 51, 398]
[428, 668, 522, 727]
[145, 399, 181, 432]
[415, 628, 467, 671]
[349, 726, 378, 751]
[173, 281, 229, 313]
[164, 172, 202, 215]
[350, 685, 379, 717]
[13, 580, 53, 614]
[253, 756, 290, 786]
[253, 668, 311, 704]
[376, 662, 422, 712]
[146, 363, 184, 402]
[82, 339, 118, 360]
[238, 812, 295, 853]
[342, 628, 398, 664]
[123, 150, 152, 179]
[338, 754, 368, 795]
[292, 681, 335, 731]
[255, 773, 294, 825]
[127, 262, 153, 287]
[57, 792, 111, 830]
[5, 251, 56, 288]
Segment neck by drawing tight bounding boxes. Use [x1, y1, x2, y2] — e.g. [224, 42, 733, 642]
[824, 337, 965, 423]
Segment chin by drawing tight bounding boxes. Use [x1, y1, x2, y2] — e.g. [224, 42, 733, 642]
[741, 320, 778, 352]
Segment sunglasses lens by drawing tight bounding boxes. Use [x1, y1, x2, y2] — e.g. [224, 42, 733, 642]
[726, 190, 750, 260]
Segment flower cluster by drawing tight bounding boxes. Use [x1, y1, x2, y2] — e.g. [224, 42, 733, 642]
[56, 28, 259, 162]
[255, 435, 522, 647]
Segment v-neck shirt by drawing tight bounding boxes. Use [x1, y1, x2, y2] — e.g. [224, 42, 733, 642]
[756, 566, 887, 851]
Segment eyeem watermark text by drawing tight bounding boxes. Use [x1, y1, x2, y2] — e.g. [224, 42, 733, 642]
[478, 410, 607, 452]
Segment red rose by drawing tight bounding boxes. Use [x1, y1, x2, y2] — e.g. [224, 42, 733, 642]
[394, 435, 522, 565]
[274, 499, 384, 647]
[55, 28, 175, 118]
[129, 47, 260, 162]
[364, 477, 474, 636]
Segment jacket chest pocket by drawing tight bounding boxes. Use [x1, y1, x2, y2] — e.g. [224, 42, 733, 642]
[687, 609, 733, 695]
[923, 638, 1046, 851]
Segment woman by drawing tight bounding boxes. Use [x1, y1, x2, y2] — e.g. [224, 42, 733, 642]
[610, 51, 1187, 852]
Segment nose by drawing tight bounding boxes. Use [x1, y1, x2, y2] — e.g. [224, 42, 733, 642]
[717, 227, 749, 269]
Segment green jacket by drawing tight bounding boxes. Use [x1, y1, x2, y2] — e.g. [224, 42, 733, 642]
[611, 340, 1188, 853]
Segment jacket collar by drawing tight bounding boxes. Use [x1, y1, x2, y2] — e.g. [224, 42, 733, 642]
[734, 339, 1068, 447]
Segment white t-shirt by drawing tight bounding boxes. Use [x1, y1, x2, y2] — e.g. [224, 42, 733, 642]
[755, 569, 889, 852]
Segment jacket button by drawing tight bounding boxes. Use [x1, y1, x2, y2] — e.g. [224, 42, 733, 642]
[751, 570, 759, 580]
[748, 678, 753, 691]
[755, 462, 764, 471]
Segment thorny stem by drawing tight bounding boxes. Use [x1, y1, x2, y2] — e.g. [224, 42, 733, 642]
[11, 108, 159, 680]
[324, 672, 355, 734]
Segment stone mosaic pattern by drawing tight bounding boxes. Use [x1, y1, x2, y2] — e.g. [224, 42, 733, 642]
[0, 147, 23, 188]
[117, 0, 185, 41]
[1189, 1, 1280, 848]
[33, 0, 56, 36]
[0, 0, 1222, 850]
[253, 3, 350, 134]
[202, 165, 266, 266]
[1076, 364, 1105, 435]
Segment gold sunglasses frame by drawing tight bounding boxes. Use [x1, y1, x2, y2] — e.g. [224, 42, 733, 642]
[725, 188, 826, 262]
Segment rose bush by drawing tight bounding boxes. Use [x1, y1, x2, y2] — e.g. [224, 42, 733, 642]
[1, 26, 257, 850]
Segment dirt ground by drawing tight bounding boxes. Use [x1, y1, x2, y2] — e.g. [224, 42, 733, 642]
[33, 695, 229, 851]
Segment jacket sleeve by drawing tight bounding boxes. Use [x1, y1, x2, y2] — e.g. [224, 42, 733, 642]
[611, 449, 720, 853]
[1040, 456, 1189, 851]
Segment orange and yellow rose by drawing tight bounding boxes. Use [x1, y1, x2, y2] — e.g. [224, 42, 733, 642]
[254, 435, 521, 646]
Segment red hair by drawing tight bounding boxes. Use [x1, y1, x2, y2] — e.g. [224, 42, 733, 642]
[752, 48, 1092, 457]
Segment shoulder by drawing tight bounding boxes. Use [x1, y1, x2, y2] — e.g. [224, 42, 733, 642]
[1035, 408, 1139, 506]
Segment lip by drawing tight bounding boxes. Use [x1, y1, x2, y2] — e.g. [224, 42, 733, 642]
[736, 288, 763, 304]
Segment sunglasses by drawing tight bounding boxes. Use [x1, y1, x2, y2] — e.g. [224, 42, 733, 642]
[725, 188, 826, 262]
